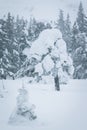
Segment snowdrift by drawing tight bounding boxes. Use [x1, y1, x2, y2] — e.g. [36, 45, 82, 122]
[0, 79, 87, 130]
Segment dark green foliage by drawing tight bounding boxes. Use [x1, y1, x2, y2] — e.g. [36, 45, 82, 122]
[55, 2, 87, 79]
[56, 11, 72, 53]
[71, 2, 87, 79]
[57, 10, 65, 34]
[0, 14, 52, 79]
[76, 2, 85, 33]
[28, 17, 52, 41]
[0, 13, 28, 78]
[64, 14, 72, 52]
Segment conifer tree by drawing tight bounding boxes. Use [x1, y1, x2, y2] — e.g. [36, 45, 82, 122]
[5, 13, 20, 75]
[28, 17, 38, 41]
[64, 14, 72, 52]
[0, 18, 9, 78]
[77, 2, 85, 33]
[57, 9, 65, 35]
[71, 22, 79, 52]
[71, 2, 87, 79]
[14, 16, 28, 69]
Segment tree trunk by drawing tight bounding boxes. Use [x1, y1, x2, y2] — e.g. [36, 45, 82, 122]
[54, 74, 60, 91]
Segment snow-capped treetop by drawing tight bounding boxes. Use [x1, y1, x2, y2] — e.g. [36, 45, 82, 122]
[23, 29, 62, 60]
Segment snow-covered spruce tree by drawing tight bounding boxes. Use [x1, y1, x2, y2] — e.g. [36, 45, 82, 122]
[72, 33, 87, 79]
[0, 14, 29, 79]
[56, 10, 72, 53]
[6, 13, 18, 76]
[22, 29, 74, 89]
[0, 13, 20, 78]
[9, 86, 37, 124]
[64, 14, 72, 52]
[0, 17, 10, 78]
[14, 16, 28, 69]
[28, 17, 38, 41]
[76, 2, 85, 33]
[56, 9, 65, 35]
[71, 22, 79, 52]
[71, 2, 87, 79]
[76, 2, 87, 34]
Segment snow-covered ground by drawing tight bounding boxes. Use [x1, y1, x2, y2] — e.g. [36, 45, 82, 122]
[0, 79, 87, 130]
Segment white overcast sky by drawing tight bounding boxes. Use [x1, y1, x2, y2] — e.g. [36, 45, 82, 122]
[0, 0, 86, 21]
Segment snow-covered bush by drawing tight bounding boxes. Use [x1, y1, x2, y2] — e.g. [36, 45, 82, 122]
[9, 87, 37, 124]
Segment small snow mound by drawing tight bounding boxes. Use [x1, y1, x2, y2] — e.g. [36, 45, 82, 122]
[8, 87, 37, 124]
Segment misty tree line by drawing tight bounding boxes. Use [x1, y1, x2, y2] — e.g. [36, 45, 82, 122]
[56, 2, 87, 79]
[0, 1, 87, 79]
[0, 14, 51, 78]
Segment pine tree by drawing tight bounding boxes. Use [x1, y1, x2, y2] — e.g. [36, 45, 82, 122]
[65, 14, 71, 33]
[77, 2, 85, 33]
[28, 17, 38, 41]
[64, 14, 72, 52]
[73, 34, 87, 79]
[71, 20, 87, 78]
[6, 13, 14, 43]
[0, 18, 9, 78]
[71, 22, 79, 52]
[5, 13, 20, 75]
[14, 16, 28, 69]
[57, 9, 65, 35]
[0, 19, 5, 59]
[70, 2, 87, 79]
[0, 13, 23, 78]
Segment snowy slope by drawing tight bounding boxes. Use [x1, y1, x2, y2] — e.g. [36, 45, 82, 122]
[0, 79, 87, 130]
